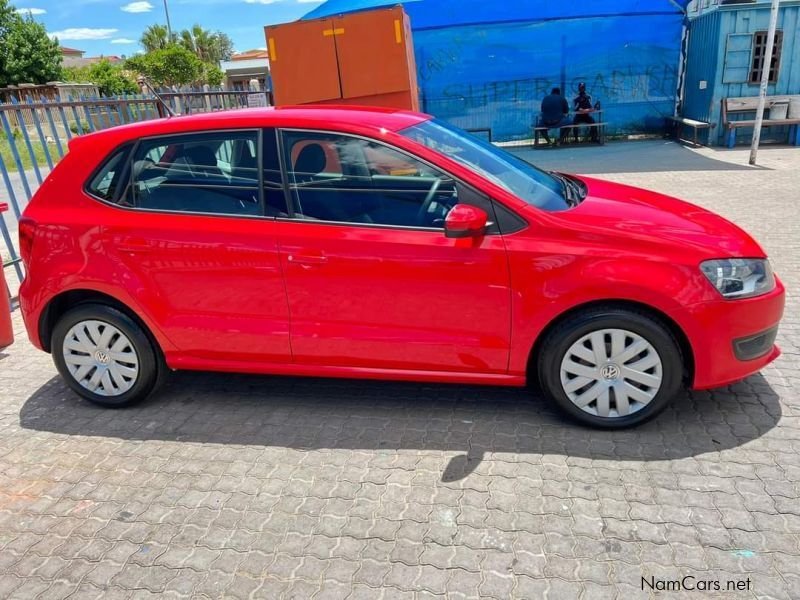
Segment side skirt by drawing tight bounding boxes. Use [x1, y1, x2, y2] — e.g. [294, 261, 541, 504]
[166, 356, 528, 387]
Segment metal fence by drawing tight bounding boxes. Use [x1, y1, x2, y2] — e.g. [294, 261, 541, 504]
[0, 88, 265, 305]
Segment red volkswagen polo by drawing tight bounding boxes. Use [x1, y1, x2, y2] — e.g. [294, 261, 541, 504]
[18, 107, 784, 427]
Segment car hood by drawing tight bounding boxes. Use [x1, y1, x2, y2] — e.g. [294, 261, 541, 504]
[547, 175, 766, 259]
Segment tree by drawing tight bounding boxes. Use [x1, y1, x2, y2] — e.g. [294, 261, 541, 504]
[62, 60, 138, 96]
[203, 64, 224, 87]
[126, 45, 203, 87]
[179, 24, 233, 64]
[0, 4, 62, 87]
[140, 24, 175, 52]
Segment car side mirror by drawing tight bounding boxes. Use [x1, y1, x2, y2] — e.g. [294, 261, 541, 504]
[444, 204, 488, 239]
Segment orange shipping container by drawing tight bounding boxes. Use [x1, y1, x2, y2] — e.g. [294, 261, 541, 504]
[265, 6, 420, 111]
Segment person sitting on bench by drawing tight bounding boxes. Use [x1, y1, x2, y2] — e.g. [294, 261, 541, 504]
[573, 82, 599, 143]
[540, 87, 570, 146]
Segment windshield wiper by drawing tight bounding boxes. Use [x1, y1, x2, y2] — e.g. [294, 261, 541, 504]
[549, 172, 579, 207]
[550, 172, 587, 207]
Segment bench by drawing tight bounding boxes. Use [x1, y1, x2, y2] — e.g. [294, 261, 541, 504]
[722, 95, 800, 148]
[666, 116, 715, 147]
[465, 127, 492, 142]
[533, 111, 606, 148]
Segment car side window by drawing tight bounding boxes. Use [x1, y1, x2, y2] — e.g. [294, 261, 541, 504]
[280, 131, 459, 228]
[129, 131, 262, 217]
[87, 145, 132, 203]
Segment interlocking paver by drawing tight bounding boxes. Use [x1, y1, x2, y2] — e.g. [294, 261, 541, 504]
[1, 141, 799, 598]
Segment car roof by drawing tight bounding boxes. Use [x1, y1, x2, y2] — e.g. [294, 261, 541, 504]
[75, 105, 431, 147]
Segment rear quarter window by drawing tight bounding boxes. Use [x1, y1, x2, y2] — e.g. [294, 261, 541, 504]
[86, 146, 132, 203]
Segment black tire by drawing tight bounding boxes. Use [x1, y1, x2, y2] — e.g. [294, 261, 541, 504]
[537, 307, 684, 428]
[51, 303, 164, 408]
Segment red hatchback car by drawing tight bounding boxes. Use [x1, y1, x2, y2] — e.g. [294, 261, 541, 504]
[18, 106, 784, 427]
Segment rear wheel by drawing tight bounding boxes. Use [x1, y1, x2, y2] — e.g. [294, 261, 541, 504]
[52, 304, 163, 407]
[538, 307, 684, 428]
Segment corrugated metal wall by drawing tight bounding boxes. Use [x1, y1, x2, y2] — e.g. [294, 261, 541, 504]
[683, 1, 800, 145]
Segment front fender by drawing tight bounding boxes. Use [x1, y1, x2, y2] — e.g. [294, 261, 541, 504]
[506, 247, 713, 375]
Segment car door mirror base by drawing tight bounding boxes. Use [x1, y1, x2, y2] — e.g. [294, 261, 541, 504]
[445, 204, 489, 239]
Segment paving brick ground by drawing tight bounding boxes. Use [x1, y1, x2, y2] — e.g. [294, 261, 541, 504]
[0, 141, 798, 599]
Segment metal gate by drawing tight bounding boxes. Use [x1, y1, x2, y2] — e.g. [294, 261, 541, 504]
[0, 89, 263, 307]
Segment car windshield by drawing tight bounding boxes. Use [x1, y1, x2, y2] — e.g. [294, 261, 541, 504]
[399, 119, 571, 212]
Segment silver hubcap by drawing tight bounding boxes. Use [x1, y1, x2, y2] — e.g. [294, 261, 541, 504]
[560, 328, 663, 418]
[62, 320, 139, 397]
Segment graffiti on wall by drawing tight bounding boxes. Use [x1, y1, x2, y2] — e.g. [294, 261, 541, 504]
[426, 63, 678, 108]
[413, 14, 684, 140]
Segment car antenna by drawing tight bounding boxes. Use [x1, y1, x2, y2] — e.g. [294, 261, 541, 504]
[137, 76, 176, 118]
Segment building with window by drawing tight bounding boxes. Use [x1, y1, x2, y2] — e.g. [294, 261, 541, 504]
[220, 50, 270, 92]
[682, 0, 800, 145]
[60, 47, 86, 68]
[61, 47, 126, 69]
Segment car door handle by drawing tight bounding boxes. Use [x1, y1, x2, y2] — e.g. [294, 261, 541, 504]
[117, 238, 152, 254]
[287, 252, 328, 266]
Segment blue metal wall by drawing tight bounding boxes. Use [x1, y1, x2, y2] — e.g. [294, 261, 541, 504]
[304, 1, 689, 141]
[683, 1, 800, 145]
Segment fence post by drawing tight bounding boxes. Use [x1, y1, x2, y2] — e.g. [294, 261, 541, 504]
[26, 97, 54, 171]
[122, 94, 135, 123]
[10, 98, 43, 185]
[41, 96, 65, 158]
[79, 94, 95, 132]
[0, 204, 23, 284]
[0, 110, 33, 201]
[203, 84, 212, 112]
[172, 86, 182, 115]
[68, 95, 85, 135]
[0, 203, 15, 344]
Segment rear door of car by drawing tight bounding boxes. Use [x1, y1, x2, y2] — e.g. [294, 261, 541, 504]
[96, 128, 293, 364]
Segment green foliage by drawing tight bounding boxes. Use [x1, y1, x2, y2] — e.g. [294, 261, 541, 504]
[62, 60, 138, 96]
[140, 24, 175, 52]
[132, 21, 234, 88]
[68, 120, 90, 135]
[204, 64, 224, 87]
[0, 136, 49, 172]
[179, 24, 233, 64]
[126, 44, 204, 87]
[0, 3, 62, 87]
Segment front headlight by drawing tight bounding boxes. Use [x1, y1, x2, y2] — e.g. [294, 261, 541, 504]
[700, 258, 775, 299]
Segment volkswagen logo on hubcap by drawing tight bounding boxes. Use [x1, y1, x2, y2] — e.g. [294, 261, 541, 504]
[601, 364, 620, 380]
[94, 350, 110, 365]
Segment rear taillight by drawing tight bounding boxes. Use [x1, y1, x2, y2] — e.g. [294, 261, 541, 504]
[18, 216, 36, 267]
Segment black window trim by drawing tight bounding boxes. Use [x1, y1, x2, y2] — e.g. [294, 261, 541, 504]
[83, 125, 529, 234]
[275, 126, 528, 235]
[84, 127, 273, 222]
[83, 142, 135, 205]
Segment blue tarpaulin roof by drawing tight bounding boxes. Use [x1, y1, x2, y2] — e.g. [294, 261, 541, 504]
[300, 1, 691, 141]
[303, 0, 690, 29]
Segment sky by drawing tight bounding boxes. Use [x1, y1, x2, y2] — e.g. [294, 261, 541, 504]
[13, 0, 324, 57]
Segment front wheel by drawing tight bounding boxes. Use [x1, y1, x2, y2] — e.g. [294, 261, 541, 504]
[537, 307, 684, 428]
[52, 304, 164, 408]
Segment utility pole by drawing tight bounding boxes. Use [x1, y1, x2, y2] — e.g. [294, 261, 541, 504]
[749, 0, 781, 166]
[163, 0, 173, 39]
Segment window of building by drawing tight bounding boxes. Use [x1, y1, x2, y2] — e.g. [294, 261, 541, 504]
[280, 131, 459, 228]
[750, 30, 783, 84]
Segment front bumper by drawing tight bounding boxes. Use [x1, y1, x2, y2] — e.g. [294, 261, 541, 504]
[675, 276, 785, 390]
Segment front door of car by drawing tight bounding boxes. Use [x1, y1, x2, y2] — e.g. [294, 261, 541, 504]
[275, 130, 512, 374]
[100, 128, 293, 364]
